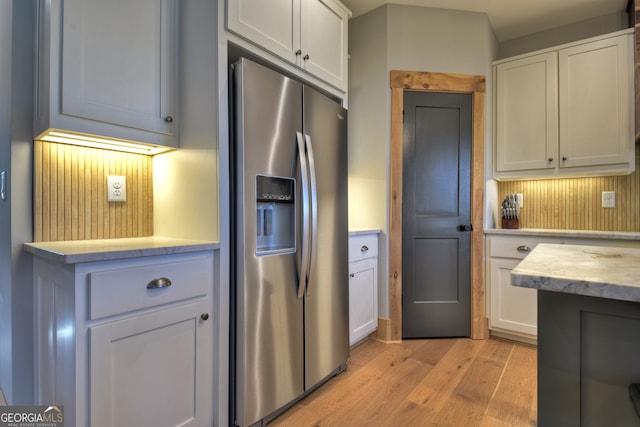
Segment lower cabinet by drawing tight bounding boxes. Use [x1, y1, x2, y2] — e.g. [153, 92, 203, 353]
[348, 232, 379, 345]
[489, 256, 538, 339]
[33, 251, 215, 427]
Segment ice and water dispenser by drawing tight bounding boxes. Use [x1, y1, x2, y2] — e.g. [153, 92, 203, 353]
[256, 175, 295, 255]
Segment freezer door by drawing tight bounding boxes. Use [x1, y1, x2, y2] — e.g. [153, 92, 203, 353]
[303, 86, 350, 389]
[233, 59, 304, 427]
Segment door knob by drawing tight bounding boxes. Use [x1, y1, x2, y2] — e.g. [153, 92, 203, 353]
[201, 313, 210, 321]
[458, 224, 472, 232]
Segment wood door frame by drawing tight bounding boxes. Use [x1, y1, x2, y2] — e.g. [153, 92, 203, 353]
[383, 70, 488, 341]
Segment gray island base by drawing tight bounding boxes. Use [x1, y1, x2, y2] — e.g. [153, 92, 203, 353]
[512, 244, 640, 427]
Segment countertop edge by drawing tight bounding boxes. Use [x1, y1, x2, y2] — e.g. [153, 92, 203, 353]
[512, 271, 640, 303]
[349, 228, 382, 236]
[24, 237, 220, 264]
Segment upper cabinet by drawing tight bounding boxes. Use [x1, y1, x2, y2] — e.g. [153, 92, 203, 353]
[35, 0, 179, 153]
[494, 30, 635, 180]
[226, 0, 351, 92]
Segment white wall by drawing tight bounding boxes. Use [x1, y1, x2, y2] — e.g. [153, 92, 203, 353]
[348, 6, 388, 232]
[153, 0, 219, 241]
[348, 4, 498, 319]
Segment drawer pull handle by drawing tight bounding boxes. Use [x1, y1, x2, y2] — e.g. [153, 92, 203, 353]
[361, 245, 369, 252]
[201, 313, 210, 321]
[516, 245, 531, 253]
[147, 277, 172, 289]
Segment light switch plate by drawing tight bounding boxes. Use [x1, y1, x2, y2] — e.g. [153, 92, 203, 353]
[107, 175, 126, 202]
[602, 191, 615, 208]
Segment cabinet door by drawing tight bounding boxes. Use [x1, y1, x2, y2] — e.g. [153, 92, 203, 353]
[349, 258, 378, 345]
[90, 300, 212, 427]
[559, 34, 633, 168]
[300, 0, 349, 90]
[495, 52, 558, 173]
[226, 0, 300, 64]
[489, 258, 537, 337]
[62, 0, 177, 139]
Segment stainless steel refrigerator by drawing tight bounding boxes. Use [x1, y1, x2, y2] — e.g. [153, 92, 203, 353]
[230, 58, 349, 427]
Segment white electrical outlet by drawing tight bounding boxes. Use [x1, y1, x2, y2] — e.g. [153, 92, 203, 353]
[107, 175, 127, 202]
[602, 191, 615, 208]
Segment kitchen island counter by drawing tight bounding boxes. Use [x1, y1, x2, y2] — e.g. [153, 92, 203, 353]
[511, 243, 640, 427]
[511, 243, 640, 303]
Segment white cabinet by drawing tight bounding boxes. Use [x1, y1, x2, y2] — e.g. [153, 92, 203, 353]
[34, 0, 179, 151]
[486, 235, 543, 343]
[495, 52, 558, 173]
[226, 0, 350, 91]
[348, 232, 378, 345]
[33, 251, 214, 427]
[494, 30, 634, 179]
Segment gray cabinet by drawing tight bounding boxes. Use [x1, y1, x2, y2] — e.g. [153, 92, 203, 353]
[34, 0, 179, 151]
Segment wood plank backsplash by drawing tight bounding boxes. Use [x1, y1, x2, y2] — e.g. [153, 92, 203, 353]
[498, 148, 640, 232]
[34, 141, 153, 242]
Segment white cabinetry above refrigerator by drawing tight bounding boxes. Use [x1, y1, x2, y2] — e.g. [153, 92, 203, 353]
[226, 0, 350, 92]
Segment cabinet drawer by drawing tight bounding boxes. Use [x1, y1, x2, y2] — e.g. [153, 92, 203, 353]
[488, 236, 561, 259]
[88, 255, 212, 320]
[349, 234, 378, 262]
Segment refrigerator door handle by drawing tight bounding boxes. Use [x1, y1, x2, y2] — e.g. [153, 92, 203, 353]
[304, 134, 318, 297]
[296, 132, 311, 300]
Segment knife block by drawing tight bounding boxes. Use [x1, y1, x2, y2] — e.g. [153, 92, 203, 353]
[501, 217, 520, 229]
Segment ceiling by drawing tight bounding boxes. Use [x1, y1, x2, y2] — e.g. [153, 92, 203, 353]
[340, 0, 630, 41]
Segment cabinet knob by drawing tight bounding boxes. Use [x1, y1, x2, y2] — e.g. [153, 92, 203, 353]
[349, 273, 355, 278]
[201, 313, 210, 321]
[360, 245, 369, 252]
[516, 245, 531, 252]
[164, 116, 174, 123]
[295, 49, 302, 56]
[458, 224, 473, 232]
[146, 277, 172, 289]
[562, 156, 567, 161]
[548, 157, 553, 162]
[303, 54, 310, 61]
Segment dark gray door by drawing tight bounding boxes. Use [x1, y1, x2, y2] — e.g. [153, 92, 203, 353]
[402, 91, 472, 338]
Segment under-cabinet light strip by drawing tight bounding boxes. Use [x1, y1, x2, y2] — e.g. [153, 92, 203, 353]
[38, 130, 161, 155]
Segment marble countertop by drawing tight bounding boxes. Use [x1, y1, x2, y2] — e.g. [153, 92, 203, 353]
[24, 236, 219, 264]
[512, 243, 640, 303]
[485, 228, 640, 241]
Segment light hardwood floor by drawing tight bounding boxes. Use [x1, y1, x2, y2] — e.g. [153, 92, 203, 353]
[270, 337, 537, 427]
